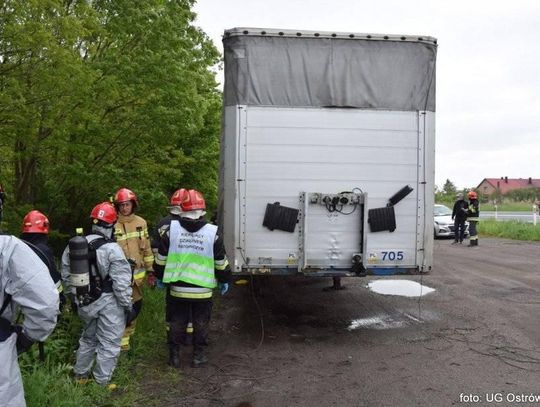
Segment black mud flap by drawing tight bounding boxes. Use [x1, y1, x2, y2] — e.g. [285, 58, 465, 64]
[388, 185, 414, 206]
[368, 206, 396, 232]
[263, 202, 299, 232]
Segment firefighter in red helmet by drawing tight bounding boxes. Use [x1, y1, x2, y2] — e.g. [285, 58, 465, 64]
[61, 202, 132, 387]
[20, 210, 64, 309]
[153, 189, 231, 368]
[0, 234, 59, 405]
[113, 188, 154, 351]
[466, 191, 480, 246]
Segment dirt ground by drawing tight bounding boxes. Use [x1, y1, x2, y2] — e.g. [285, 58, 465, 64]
[156, 238, 540, 407]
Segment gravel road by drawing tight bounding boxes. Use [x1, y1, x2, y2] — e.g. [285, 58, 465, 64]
[169, 237, 540, 407]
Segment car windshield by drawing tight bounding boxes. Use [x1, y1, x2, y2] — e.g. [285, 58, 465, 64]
[434, 205, 452, 216]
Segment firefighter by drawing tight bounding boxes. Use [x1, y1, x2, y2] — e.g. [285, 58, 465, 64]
[467, 191, 480, 247]
[0, 234, 59, 406]
[113, 188, 155, 351]
[153, 189, 231, 368]
[20, 210, 65, 308]
[61, 202, 132, 386]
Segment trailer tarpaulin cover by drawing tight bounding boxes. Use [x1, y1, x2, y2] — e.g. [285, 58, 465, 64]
[223, 30, 437, 112]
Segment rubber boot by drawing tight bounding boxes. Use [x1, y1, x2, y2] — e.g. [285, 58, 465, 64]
[168, 345, 181, 368]
[192, 349, 208, 368]
[73, 373, 91, 385]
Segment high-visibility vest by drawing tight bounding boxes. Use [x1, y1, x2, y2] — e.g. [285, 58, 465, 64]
[163, 221, 217, 288]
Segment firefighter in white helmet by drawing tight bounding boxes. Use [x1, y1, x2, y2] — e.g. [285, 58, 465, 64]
[0, 234, 59, 406]
[61, 202, 132, 386]
[153, 189, 231, 368]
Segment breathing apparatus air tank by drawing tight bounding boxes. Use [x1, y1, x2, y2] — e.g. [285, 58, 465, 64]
[68, 236, 91, 298]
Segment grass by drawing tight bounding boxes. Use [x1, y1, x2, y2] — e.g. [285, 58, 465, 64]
[437, 200, 536, 212]
[478, 219, 540, 241]
[481, 202, 538, 212]
[21, 287, 181, 407]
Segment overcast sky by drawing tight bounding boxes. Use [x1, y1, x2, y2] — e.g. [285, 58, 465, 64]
[193, 0, 539, 189]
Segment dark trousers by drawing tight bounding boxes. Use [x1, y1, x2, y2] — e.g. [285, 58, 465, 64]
[454, 219, 466, 242]
[167, 296, 212, 352]
[469, 221, 478, 243]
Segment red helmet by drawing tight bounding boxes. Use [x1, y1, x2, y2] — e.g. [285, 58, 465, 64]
[467, 191, 478, 200]
[90, 202, 117, 225]
[22, 210, 50, 234]
[114, 188, 138, 207]
[170, 189, 205, 211]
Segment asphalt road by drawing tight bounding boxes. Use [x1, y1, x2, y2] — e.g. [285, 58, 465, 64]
[168, 237, 540, 407]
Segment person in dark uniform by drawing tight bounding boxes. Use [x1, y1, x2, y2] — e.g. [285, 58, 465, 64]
[451, 193, 469, 244]
[153, 189, 231, 368]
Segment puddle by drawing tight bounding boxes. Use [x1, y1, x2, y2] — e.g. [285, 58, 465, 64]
[367, 279, 435, 297]
[347, 316, 406, 331]
[347, 313, 424, 331]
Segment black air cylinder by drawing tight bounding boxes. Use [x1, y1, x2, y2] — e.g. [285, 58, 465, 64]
[68, 236, 90, 295]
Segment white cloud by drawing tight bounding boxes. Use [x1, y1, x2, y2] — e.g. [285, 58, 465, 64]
[193, 0, 540, 189]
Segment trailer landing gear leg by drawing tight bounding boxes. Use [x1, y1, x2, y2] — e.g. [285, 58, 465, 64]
[323, 277, 345, 292]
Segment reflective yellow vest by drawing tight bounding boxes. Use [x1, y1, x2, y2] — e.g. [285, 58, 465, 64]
[163, 221, 217, 289]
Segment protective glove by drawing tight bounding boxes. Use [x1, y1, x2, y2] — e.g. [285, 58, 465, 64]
[124, 305, 135, 327]
[14, 326, 34, 355]
[147, 272, 157, 288]
[124, 306, 138, 327]
[156, 279, 165, 290]
[218, 282, 229, 296]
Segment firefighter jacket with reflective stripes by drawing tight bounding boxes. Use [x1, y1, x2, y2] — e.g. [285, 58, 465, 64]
[153, 215, 231, 301]
[114, 214, 154, 284]
[466, 199, 480, 221]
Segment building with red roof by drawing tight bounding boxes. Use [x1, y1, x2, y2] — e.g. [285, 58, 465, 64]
[476, 177, 540, 196]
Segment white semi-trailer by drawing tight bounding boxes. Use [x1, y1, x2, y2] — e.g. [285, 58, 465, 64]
[218, 28, 437, 277]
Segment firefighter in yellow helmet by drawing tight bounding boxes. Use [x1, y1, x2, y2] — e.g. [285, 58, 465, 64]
[113, 188, 155, 351]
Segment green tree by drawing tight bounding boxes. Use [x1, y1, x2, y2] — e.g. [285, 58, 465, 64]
[0, 0, 221, 234]
[442, 179, 457, 196]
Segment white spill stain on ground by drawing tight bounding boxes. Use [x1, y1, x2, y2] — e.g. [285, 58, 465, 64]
[347, 280, 436, 331]
[367, 279, 435, 297]
[347, 316, 405, 331]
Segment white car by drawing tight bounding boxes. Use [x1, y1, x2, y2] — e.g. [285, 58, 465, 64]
[434, 204, 469, 238]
